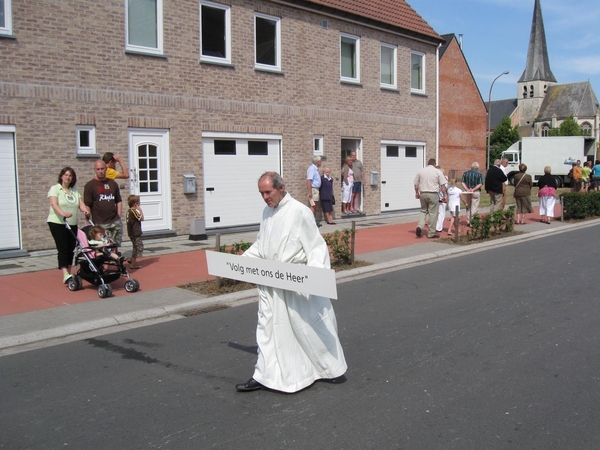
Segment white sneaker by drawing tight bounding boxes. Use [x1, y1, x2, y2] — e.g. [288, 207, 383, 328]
[63, 273, 73, 284]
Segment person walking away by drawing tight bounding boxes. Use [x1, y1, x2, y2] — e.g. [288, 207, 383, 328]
[235, 172, 347, 393]
[537, 166, 557, 224]
[413, 158, 447, 239]
[485, 159, 507, 213]
[513, 164, 533, 224]
[126, 195, 144, 269]
[446, 179, 463, 236]
[461, 162, 484, 226]
[47, 167, 90, 284]
[306, 156, 322, 225]
[436, 167, 449, 233]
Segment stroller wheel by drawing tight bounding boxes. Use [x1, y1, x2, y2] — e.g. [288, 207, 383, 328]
[67, 276, 79, 291]
[124, 279, 140, 293]
[76, 277, 84, 290]
[124, 280, 136, 293]
[97, 284, 113, 298]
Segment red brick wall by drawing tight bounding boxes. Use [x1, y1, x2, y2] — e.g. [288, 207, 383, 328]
[1, 0, 439, 250]
[438, 38, 487, 179]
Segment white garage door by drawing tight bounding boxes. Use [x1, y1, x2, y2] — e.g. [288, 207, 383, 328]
[203, 133, 281, 229]
[0, 131, 21, 251]
[380, 141, 425, 212]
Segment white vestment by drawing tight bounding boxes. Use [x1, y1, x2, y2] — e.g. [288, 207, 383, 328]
[244, 193, 347, 393]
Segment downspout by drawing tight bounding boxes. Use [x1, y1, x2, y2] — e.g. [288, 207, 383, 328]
[436, 43, 441, 163]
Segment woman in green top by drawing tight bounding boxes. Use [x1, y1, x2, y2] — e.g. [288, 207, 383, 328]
[47, 167, 90, 284]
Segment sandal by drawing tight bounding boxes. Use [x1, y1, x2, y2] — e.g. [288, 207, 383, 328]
[129, 264, 142, 269]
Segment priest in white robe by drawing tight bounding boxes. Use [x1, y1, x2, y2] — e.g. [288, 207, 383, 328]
[236, 172, 347, 393]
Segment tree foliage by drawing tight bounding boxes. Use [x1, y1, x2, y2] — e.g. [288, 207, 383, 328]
[489, 116, 521, 165]
[547, 115, 585, 136]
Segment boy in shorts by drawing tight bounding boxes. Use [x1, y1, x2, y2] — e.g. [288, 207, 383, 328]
[126, 195, 144, 269]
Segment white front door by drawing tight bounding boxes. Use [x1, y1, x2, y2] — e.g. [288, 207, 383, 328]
[0, 130, 21, 251]
[380, 141, 425, 211]
[128, 129, 172, 232]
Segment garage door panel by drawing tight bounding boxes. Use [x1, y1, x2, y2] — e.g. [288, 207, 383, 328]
[0, 132, 21, 251]
[203, 138, 280, 228]
[381, 143, 424, 212]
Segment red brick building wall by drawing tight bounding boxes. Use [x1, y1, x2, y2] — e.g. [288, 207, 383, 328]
[438, 37, 487, 179]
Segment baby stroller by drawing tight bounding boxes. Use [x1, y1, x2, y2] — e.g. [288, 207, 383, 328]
[64, 220, 140, 298]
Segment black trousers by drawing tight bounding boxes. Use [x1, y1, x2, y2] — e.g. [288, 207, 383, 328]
[48, 222, 78, 269]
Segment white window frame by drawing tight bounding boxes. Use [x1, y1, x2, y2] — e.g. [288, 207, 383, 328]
[340, 32, 360, 83]
[200, 0, 231, 65]
[410, 50, 425, 94]
[125, 0, 164, 56]
[254, 12, 281, 72]
[313, 135, 324, 156]
[76, 125, 96, 155]
[0, 0, 13, 36]
[380, 43, 397, 89]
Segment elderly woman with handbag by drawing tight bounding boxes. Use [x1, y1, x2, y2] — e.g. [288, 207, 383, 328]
[537, 166, 557, 224]
[513, 163, 533, 224]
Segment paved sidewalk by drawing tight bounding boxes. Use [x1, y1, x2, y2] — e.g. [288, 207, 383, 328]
[1, 205, 589, 355]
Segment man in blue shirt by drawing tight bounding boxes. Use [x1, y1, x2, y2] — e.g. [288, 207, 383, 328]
[306, 156, 322, 225]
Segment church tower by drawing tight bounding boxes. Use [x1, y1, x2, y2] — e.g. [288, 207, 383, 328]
[517, 0, 557, 127]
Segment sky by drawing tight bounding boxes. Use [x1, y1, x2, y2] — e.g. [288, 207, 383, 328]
[411, 0, 600, 101]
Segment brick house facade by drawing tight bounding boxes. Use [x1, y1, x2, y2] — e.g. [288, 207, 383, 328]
[438, 34, 486, 180]
[0, 0, 443, 253]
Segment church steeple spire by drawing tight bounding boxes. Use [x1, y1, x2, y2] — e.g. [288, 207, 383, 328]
[518, 0, 556, 83]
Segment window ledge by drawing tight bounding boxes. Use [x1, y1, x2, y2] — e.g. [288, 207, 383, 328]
[410, 90, 427, 97]
[0, 33, 17, 40]
[254, 66, 284, 76]
[200, 59, 236, 69]
[340, 80, 363, 87]
[77, 153, 101, 159]
[125, 49, 168, 59]
[380, 86, 400, 93]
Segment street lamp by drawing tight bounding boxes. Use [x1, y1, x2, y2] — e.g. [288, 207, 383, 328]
[486, 70, 509, 170]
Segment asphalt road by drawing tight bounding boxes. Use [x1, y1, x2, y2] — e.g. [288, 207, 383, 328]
[2, 225, 600, 450]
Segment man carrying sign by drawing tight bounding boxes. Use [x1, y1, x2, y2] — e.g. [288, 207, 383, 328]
[235, 172, 347, 393]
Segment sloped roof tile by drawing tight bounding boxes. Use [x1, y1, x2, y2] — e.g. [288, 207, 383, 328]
[284, 0, 442, 42]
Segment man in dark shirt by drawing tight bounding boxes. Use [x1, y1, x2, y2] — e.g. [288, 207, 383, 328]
[83, 160, 123, 246]
[485, 159, 507, 213]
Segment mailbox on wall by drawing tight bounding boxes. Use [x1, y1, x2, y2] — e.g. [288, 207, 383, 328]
[183, 174, 196, 194]
[369, 171, 379, 186]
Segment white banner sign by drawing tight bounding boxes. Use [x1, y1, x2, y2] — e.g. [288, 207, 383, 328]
[205, 251, 338, 299]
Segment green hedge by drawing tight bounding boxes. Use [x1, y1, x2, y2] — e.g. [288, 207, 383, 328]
[562, 191, 600, 220]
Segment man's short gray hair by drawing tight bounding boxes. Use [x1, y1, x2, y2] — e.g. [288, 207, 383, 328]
[259, 172, 285, 189]
[471, 162, 480, 170]
[311, 156, 322, 165]
[494, 159, 501, 167]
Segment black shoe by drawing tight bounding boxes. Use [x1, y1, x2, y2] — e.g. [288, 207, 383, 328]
[416, 226, 422, 237]
[236, 378, 262, 392]
[321, 375, 347, 384]
[427, 234, 440, 239]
